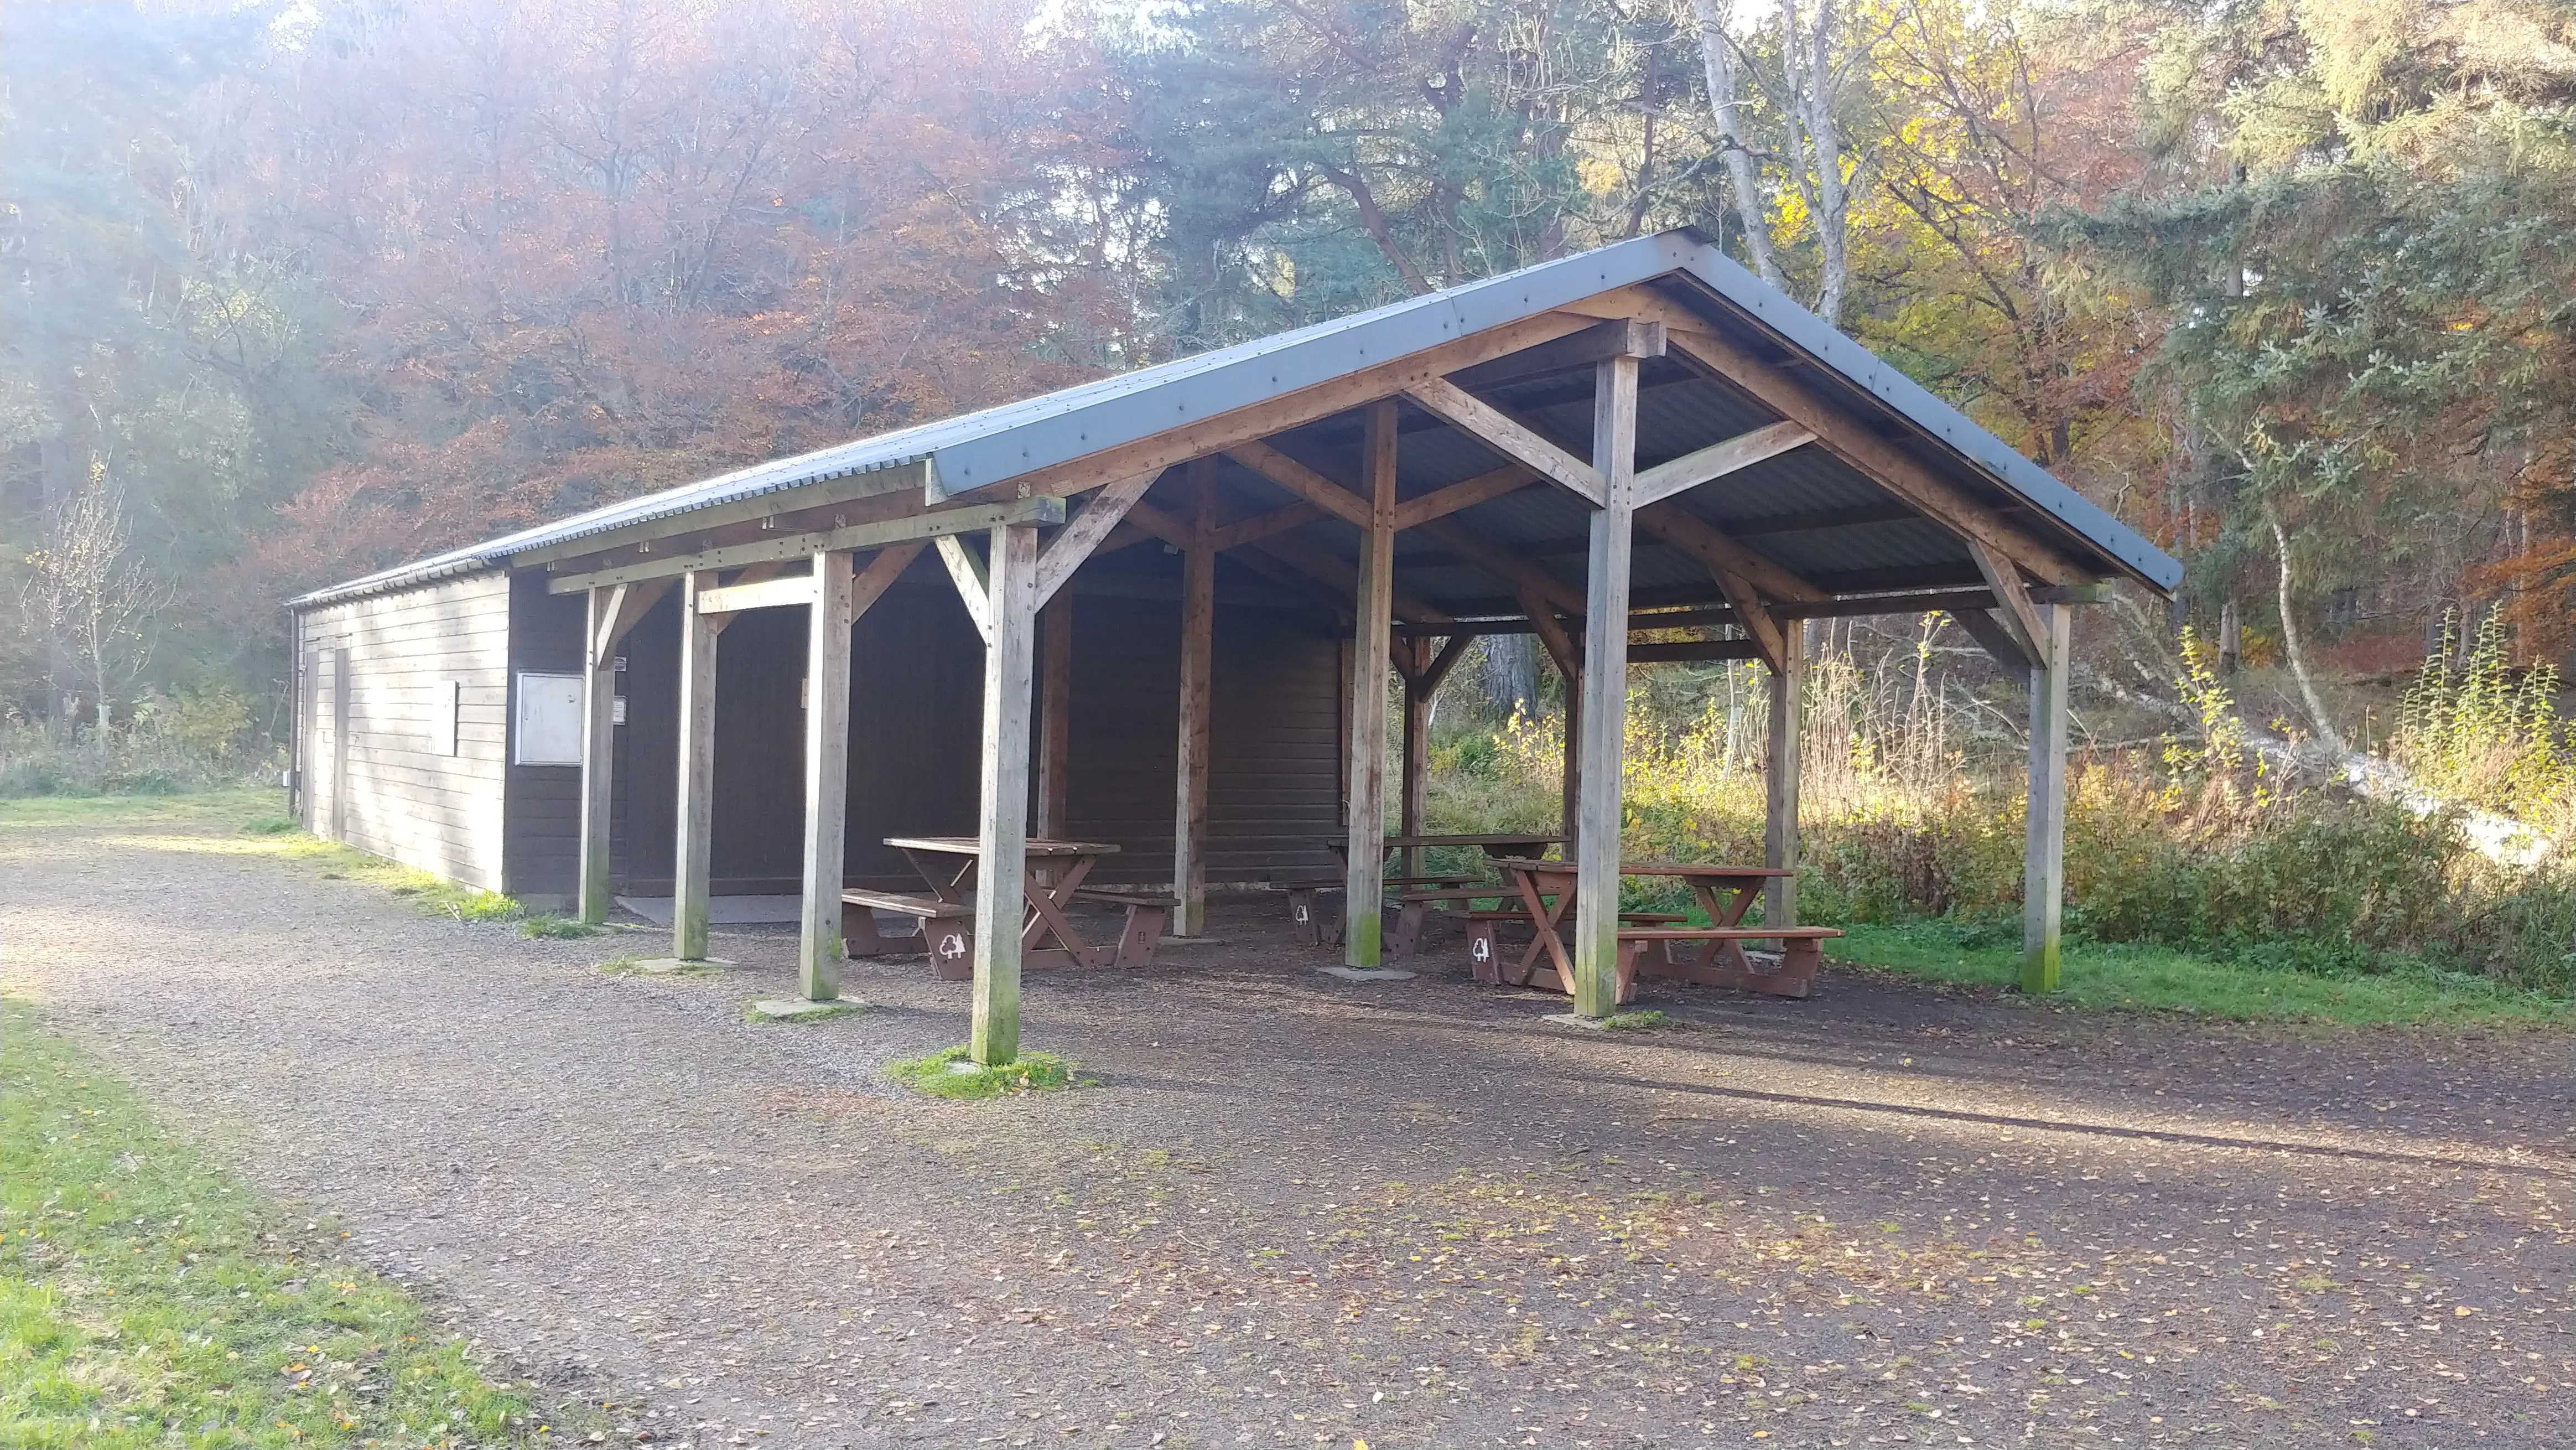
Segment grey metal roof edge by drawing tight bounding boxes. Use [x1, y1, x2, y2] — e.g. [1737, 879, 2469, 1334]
[289, 554, 507, 610]
[922, 232, 1705, 496]
[1658, 238, 2184, 593]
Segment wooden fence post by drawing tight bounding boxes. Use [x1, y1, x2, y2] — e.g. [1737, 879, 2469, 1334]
[971, 522, 1041, 1065]
[797, 551, 855, 1001]
[1570, 355, 1639, 1018]
[1342, 401, 1399, 967]
[673, 571, 719, 961]
[2023, 602, 2070, 992]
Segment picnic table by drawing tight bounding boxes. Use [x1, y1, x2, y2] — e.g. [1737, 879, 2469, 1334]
[843, 836, 1170, 978]
[1289, 833, 1567, 947]
[1471, 859, 1841, 1002]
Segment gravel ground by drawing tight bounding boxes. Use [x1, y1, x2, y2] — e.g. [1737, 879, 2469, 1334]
[3, 815, 2573, 1449]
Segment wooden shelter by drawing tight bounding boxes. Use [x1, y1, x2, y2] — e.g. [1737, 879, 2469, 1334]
[288, 230, 2180, 1057]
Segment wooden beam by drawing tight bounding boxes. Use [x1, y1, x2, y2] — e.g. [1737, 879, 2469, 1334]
[673, 570, 719, 960]
[1967, 537, 2045, 665]
[1569, 355, 1639, 1018]
[1035, 467, 1161, 609]
[708, 561, 785, 638]
[548, 495, 1064, 593]
[969, 522, 1042, 1066]
[589, 578, 671, 669]
[938, 534, 993, 643]
[1643, 314, 2084, 586]
[1412, 515, 1586, 618]
[1950, 606, 2033, 671]
[1404, 377, 1605, 506]
[798, 548, 856, 1001]
[695, 572, 818, 616]
[1633, 421, 1816, 507]
[1388, 464, 1537, 531]
[1246, 534, 1453, 626]
[982, 312, 1598, 501]
[1343, 400, 1399, 968]
[1121, 498, 1200, 551]
[1764, 623, 1805, 933]
[577, 587, 621, 927]
[1174, 460, 1217, 936]
[1446, 317, 1665, 389]
[2023, 603, 2070, 993]
[1037, 598, 1073, 840]
[1629, 638, 1764, 663]
[1635, 503, 1829, 605]
[846, 540, 925, 620]
[1204, 499, 1329, 552]
[1223, 439, 1372, 529]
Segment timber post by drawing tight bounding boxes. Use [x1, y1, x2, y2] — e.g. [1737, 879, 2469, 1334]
[2022, 601, 2071, 992]
[1764, 624, 1805, 931]
[1399, 641, 1430, 882]
[673, 571, 720, 960]
[1569, 354, 1639, 1018]
[578, 586, 619, 925]
[797, 550, 855, 1001]
[971, 521, 1041, 1065]
[1173, 459, 1216, 935]
[1037, 599, 1072, 840]
[1342, 400, 1400, 967]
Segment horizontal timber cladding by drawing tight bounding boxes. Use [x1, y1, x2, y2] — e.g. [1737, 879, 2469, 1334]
[1062, 591, 1345, 888]
[293, 568, 512, 890]
[593, 568, 1344, 898]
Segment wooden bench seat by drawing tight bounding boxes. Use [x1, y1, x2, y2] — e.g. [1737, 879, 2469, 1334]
[1616, 926, 1843, 1000]
[842, 888, 976, 978]
[1387, 886, 1517, 959]
[1068, 889, 1175, 966]
[1463, 909, 1684, 980]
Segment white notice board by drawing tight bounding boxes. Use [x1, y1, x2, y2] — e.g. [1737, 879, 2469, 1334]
[514, 672, 585, 766]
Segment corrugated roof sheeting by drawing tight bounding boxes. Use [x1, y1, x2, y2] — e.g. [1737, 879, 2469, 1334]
[301, 228, 2180, 609]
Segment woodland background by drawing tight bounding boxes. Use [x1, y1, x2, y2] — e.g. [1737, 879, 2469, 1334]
[8, 0, 2576, 985]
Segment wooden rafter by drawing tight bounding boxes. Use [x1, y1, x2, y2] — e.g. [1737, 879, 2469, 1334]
[1204, 499, 1329, 552]
[547, 496, 1063, 594]
[938, 534, 993, 643]
[1633, 421, 1816, 506]
[1965, 537, 2046, 665]
[1635, 503, 1827, 605]
[1033, 468, 1161, 608]
[1388, 464, 1538, 531]
[1404, 377, 1604, 506]
[1411, 515, 1585, 617]
[1222, 439, 1372, 528]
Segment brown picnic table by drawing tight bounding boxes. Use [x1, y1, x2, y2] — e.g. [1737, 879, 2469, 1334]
[843, 835, 1169, 978]
[1473, 859, 1841, 1002]
[1290, 833, 1568, 946]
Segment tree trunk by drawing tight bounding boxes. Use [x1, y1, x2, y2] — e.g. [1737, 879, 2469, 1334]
[2266, 504, 2345, 756]
[1685, 0, 1783, 289]
[1481, 633, 1537, 721]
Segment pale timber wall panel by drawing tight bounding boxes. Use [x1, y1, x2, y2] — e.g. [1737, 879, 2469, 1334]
[294, 570, 511, 890]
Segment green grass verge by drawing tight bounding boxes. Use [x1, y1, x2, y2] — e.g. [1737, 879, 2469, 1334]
[1832, 921, 2576, 1029]
[0, 786, 288, 830]
[0, 998, 567, 1448]
[886, 1045, 1090, 1099]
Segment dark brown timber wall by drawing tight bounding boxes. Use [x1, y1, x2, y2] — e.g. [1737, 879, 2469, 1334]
[580, 574, 1342, 898]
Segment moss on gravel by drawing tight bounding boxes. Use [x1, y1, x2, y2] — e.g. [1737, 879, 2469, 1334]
[887, 1045, 1090, 1099]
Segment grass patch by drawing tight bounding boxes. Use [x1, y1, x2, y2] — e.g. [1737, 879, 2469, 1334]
[0, 786, 287, 830]
[886, 1044, 1090, 1099]
[0, 998, 565, 1448]
[240, 815, 299, 835]
[1832, 921, 2576, 1029]
[1603, 1009, 1676, 1030]
[519, 915, 601, 940]
[596, 957, 724, 979]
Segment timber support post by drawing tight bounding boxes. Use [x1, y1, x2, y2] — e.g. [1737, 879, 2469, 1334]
[2022, 601, 2071, 992]
[674, 571, 720, 960]
[1399, 643, 1431, 882]
[1764, 624, 1805, 931]
[578, 587, 620, 925]
[798, 551, 855, 1001]
[1037, 598, 1073, 840]
[971, 521, 1041, 1065]
[1173, 459, 1216, 935]
[1569, 354, 1639, 1018]
[1342, 401, 1400, 966]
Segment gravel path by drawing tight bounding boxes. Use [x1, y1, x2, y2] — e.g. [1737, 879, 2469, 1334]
[3, 813, 2572, 1448]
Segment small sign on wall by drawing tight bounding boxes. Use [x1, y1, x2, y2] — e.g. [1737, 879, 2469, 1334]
[430, 679, 461, 757]
[514, 672, 585, 766]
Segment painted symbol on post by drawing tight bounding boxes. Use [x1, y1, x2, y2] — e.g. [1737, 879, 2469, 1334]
[1292, 903, 1310, 922]
[936, 931, 968, 962]
[1471, 936, 1491, 962]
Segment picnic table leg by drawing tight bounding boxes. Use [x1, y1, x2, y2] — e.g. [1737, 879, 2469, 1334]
[1695, 882, 1763, 978]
